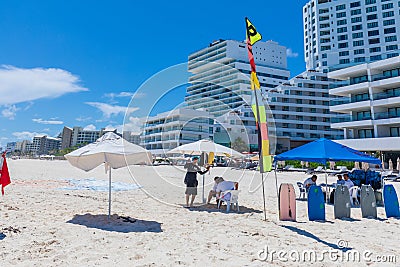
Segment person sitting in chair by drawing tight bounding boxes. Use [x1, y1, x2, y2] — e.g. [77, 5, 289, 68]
[207, 176, 221, 204]
[343, 173, 354, 189]
[303, 175, 317, 191]
[214, 177, 236, 201]
[336, 174, 345, 186]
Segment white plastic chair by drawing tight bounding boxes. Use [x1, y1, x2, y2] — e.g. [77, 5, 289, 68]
[349, 186, 360, 206]
[296, 182, 307, 199]
[217, 190, 240, 212]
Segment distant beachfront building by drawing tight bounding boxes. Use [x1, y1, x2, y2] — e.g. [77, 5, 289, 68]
[15, 140, 30, 153]
[213, 106, 259, 151]
[6, 142, 16, 152]
[270, 70, 344, 151]
[123, 131, 141, 145]
[26, 135, 61, 155]
[329, 56, 400, 157]
[141, 108, 213, 156]
[186, 39, 290, 116]
[303, 0, 400, 72]
[60, 126, 119, 148]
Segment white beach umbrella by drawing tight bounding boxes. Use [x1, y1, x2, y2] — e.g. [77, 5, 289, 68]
[167, 139, 242, 202]
[167, 139, 243, 157]
[397, 158, 400, 172]
[389, 159, 394, 171]
[65, 132, 152, 218]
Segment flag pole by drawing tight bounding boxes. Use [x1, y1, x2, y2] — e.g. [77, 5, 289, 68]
[261, 173, 267, 221]
[108, 165, 112, 220]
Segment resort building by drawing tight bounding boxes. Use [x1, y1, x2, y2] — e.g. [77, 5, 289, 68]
[329, 55, 400, 156]
[303, 0, 400, 72]
[60, 126, 119, 148]
[270, 70, 344, 151]
[141, 108, 214, 156]
[26, 135, 61, 155]
[186, 39, 290, 116]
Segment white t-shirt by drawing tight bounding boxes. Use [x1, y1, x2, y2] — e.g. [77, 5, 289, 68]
[343, 179, 354, 189]
[303, 177, 316, 188]
[216, 181, 235, 193]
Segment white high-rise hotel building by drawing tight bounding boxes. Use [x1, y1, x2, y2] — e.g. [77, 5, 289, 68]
[303, 0, 400, 72]
[186, 39, 290, 116]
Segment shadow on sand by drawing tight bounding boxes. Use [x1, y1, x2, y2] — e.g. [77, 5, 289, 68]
[281, 225, 352, 252]
[67, 214, 162, 233]
[185, 204, 263, 214]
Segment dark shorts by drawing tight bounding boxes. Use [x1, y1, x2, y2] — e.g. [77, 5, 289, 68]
[185, 187, 197, 195]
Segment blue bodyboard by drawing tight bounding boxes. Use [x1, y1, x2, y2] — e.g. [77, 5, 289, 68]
[383, 184, 400, 218]
[307, 185, 325, 221]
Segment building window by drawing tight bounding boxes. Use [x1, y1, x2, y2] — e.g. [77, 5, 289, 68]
[368, 30, 379, 36]
[352, 17, 363, 23]
[369, 47, 381, 53]
[296, 107, 303, 112]
[352, 24, 362, 31]
[386, 44, 399, 51]
[370, 55, 382, 61]
[358, 129, 374, 138]
[385, 35, 397, 42]
[365, 0, 376, 4]
[367, 14, 377, 20]
[296, 99, 303, 104]
[383, 11, 394, 18]
[296, 115, 304, 121]
[339, 58, 350, 64]
[310, 117, 317, 121]
[337, 27, 347, 33]
[368, 38, 380, 45]
[336, 4, 346, 10]
[353, 40, 364, 46]
[366, 6, 377, 13]
[384, 27, 396, 34]
[336, 12, 346, 18]
[337, 19, 347, 26]
[296, 124, 303, 129]
[390, 127, 400, 137]
[352, 32, 363, 38]
[383, 19, 395, 26]
[338, 42, 348, 48]
[350, 1, 361, 8]
[355, 57, 366, 63]
[351, 9, 361, 15]
[382, 3, 394, 10]
[367, 22, 378, 28]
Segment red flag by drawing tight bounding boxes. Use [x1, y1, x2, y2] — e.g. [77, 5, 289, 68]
[0, 152, 11, 195]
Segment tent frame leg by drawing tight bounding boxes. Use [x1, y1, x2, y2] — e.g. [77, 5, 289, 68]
[108, 166, 111, 220]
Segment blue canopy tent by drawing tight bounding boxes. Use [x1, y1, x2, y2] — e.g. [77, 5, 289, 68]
[274, 138, 381, 165]
[274, 138, 381, 202]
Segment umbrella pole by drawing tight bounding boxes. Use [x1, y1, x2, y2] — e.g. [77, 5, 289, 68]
[324, 167, 328, 203]
[261, 173, 267, 221]
[202, 174, 205, 203]
[108, 165, 111, 220]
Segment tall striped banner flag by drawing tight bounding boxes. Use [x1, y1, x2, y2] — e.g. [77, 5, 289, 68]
[245, 17, 272, 173]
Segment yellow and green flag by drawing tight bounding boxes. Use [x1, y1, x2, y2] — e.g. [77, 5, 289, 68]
[245, 17, 272, 173]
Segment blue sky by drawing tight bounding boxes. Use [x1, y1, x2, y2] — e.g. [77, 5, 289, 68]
[0, 0, 309, 149]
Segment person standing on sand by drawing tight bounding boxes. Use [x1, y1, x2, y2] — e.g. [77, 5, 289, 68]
[184, 157, 210, 207]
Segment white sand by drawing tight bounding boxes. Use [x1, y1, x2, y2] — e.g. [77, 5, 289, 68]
[1, 159, 399, 266]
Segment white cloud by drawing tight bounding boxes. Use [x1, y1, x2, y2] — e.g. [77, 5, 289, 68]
[83, 124, 97, 131]
[286, 48, 299, 58]
[0, 65, 88, 105]
[12, 131, 47, 140]
[122, 116, 145, 134]
[32, 118, 64, 125]
[104, 91, 135, 99]
[85, 102, 139, 118]
[76, 116, 92, 122]
[2, 105, 19, 120]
